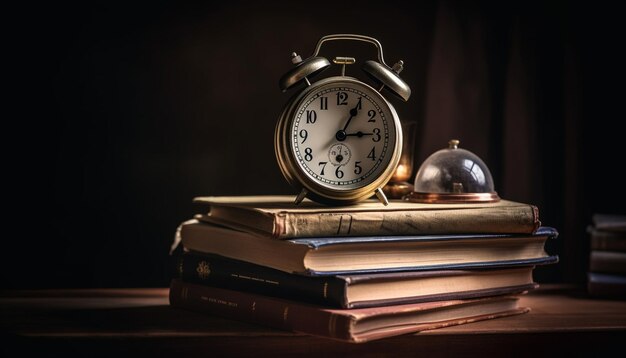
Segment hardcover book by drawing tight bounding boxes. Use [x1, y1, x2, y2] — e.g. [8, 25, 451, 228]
[589, 251, 626, 275]
[178, 252, 544, 308]
[179, 221, 558, 276]
[588, 214, 626, 252]
[587, 272, 626, 298]
[169, 279, 528, 343]
[592, 214, 626, 233]
[587, 214, 626, 298]
[589, 229, 626, 252]
[192, 195, 540, 239]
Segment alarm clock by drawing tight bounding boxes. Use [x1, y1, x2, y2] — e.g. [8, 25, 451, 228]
[275, 34, 411, 205]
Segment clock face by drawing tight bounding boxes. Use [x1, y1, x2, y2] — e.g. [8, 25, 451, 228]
[290, 80, 398, 191]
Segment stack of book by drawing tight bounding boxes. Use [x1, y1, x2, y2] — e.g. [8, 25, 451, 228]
[587, 214, 626, 298]
[169, 195, 558, 343]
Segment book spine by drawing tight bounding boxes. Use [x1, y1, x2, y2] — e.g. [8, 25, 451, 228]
[169, 279, 354, 341]
[178, 253, 349, 308]
[590, 233, 626, 252]
[587, 272, 626, 298]
[589, 251, 626, 275]
[277, 205, 539, 238]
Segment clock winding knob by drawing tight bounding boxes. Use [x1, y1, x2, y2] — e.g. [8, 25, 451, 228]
[392, 60, 404, 74]
[279, 53, 331, 92]
[291, 52, 303, 65]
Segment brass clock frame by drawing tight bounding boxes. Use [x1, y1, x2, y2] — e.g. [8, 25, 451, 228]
[275, 76, 403, 206]
[275, 34, 410, 206]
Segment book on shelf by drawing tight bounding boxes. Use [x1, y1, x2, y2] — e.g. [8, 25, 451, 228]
[587, 213, 626, 298]
[588, 214, 626, 252]
[587, 272, 626, 298]
[179, 221, 558, 276]
[177, 252, 544, 308]
[592, 214, 626, 233]
[589, 251, 626, 275]
[169, 279, 529, 343]
[191, 195, 540, 239]
[589, 229, 626, 252]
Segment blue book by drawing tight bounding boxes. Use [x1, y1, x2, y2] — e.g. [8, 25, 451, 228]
[177, 252, 549, 308]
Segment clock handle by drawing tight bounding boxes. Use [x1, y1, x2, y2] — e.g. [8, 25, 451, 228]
[312, 34, 388, 66]
[312, 34, 411, 102]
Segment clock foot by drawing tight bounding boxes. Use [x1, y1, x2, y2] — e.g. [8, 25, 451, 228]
[294, 188, 308, 205]
[374, 187, 389, 206]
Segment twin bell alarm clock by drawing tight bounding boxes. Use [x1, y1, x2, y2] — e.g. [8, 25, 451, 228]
[274, 34, 411, 206]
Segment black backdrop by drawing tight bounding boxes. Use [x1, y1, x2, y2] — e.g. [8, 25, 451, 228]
[4, 1, 625, 288]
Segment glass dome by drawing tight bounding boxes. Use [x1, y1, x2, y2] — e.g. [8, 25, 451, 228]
[405, 139, 500, 203]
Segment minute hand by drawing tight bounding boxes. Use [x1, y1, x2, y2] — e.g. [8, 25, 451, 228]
[342, 98, 362, 132]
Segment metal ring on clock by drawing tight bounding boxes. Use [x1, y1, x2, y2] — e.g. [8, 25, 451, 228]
[279, 56, 331, 92]
[362, 60, 411, 101]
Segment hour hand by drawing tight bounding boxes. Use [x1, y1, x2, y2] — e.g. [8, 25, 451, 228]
[336, 130, 372, 141]
[345, 131, 373, 138]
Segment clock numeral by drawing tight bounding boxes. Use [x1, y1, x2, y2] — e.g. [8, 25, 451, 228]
[354, 161, 362, 175]
[336, 91, 348, 106]
[367, 109, 376, 122]
[367, 147, 377, 161]
[356, 97, 362, 110]
[304, 147, 313, 162]
[320, 96, 328, 110]
[318, 161, 328, 175]
[335, 166, 344, 179]
[299, 129, 308, 144]
[372, 128, 381, 142]
[306, 110, 317, 124]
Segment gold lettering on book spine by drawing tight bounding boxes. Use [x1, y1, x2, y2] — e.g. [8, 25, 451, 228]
[283, 307, 289, 323]
[196, 261, 211, 280]
[328, 314, 338, 338]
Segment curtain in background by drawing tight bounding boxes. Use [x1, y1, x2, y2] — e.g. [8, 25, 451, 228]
[418, 1, 591, 282]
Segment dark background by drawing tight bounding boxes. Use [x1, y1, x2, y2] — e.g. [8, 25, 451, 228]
[4, 1, 624, 288]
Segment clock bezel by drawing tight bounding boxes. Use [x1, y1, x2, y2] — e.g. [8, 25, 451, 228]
[275, 76, 403, 205]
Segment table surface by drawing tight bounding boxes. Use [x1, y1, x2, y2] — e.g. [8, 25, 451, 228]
[2, 284, 626, 357]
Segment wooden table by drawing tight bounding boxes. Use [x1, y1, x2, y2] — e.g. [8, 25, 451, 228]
[2, 285, 625, 357]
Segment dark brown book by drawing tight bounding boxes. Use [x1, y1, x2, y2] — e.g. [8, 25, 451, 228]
[178, 252, 542, 308]
[169, 279, 528, 343]
[589, 229, 626, 252]
[587, 272, 626, 298]
[592, 214, 626, 233]
[589, 251, 626, 275]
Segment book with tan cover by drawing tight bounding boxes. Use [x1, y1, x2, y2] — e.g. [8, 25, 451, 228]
[192, 195, 540, 239]
[179, 221, 557, 275]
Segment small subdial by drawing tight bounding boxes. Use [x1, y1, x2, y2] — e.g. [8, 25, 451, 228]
[328, 143, 352, 166]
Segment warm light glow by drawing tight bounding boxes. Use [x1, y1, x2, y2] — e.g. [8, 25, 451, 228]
[392, 163, 412, 182]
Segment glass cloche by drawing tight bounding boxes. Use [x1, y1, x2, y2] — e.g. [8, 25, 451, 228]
[405, 139, 500, 203]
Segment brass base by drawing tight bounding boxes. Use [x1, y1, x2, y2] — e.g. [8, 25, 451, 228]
[382, 181, 414, 200]
[404, 191, 500, 204]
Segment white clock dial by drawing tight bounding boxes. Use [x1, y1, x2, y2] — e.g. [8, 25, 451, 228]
[290, 81, 397, 191]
